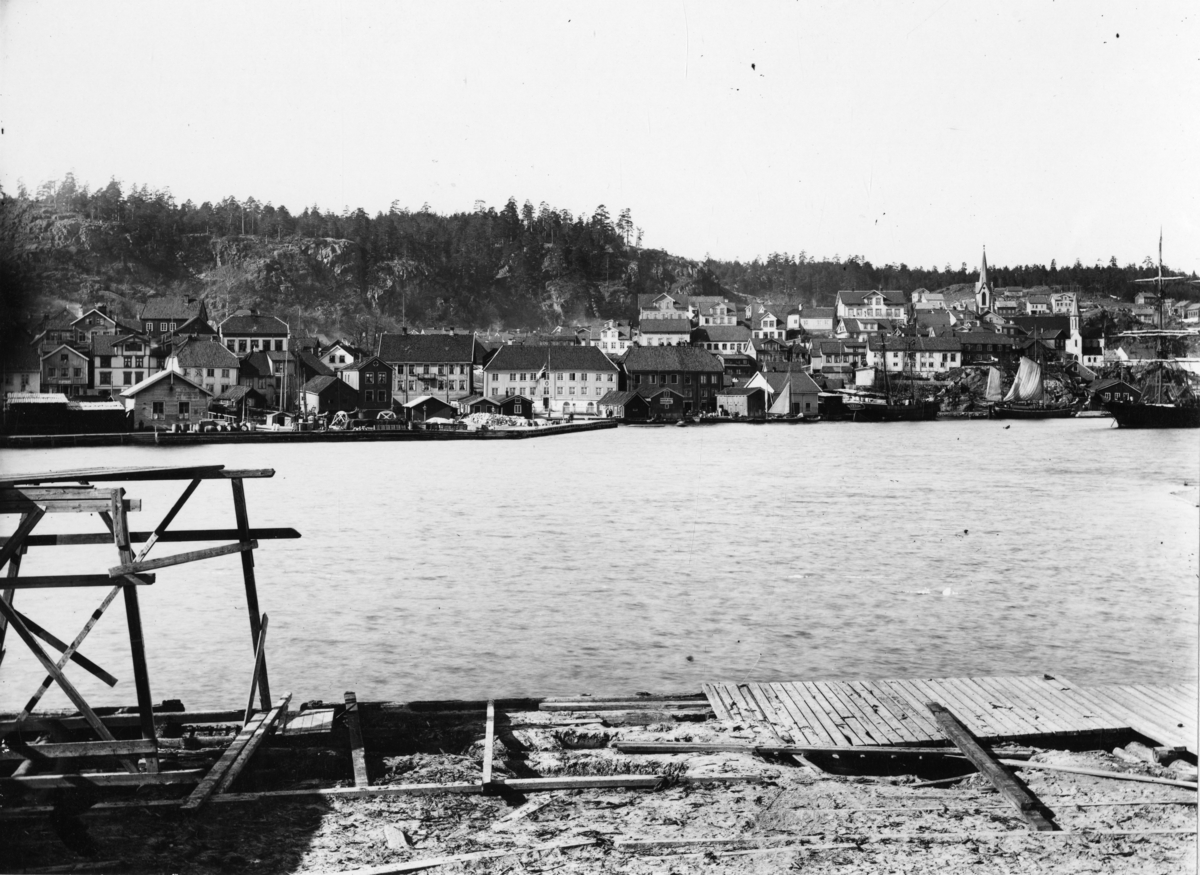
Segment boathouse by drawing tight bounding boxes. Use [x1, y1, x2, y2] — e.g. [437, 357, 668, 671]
[716, 386, 767, 418]
[300, 375, 360, 416]
[401, 394, 457, 423]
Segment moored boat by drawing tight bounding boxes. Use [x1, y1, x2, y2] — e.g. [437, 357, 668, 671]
[851, 399, 941, 422]
[1107, 400, 1200, 428]
[990, 355, 1078, 419]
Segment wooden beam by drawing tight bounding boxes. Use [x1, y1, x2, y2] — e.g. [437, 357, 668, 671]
[16, 586, 124, 722]
[539, 700, 713, 712]
[1, 574, 154, 589]
[996, 757, 1198, 788]
[301, 839, 597, 875]
[230, 478, 270, 710]
[0, 508, 44, 572]
[0, 739, 158, 762]
[482, 700, 495, 788]
[8, 528, 301, 549]
[0, 769, 202, 789]
[0, 709, 245, 734]
[133, 478, 201, 564]
[111, 491, 158, 773]
[0, 489, 141, 514]
[244, 614, 269, 725]
[108, 541, 257, 577]
[0, 465, 227, 486]
[213, 692, 291, 796]
[927, 701, 1057, 831]
[345, 691, 369, 787]
[9, 607, 117, 686]
[182, 712, 269, 811]
[0, 512, 32, 661]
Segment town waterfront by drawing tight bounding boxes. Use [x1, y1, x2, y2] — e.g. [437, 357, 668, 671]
[0, 419, 1196, 712]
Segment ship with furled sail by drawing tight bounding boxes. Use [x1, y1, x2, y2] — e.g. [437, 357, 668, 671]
[990, 330, 1078, 419]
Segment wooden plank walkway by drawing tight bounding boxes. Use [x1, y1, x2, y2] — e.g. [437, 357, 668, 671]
[703, 676, 1194, 749]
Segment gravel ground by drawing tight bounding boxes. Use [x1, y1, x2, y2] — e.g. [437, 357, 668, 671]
[2, 710, 1196, 874]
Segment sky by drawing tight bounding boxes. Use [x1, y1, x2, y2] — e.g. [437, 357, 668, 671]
[1, 0, 1197, 271]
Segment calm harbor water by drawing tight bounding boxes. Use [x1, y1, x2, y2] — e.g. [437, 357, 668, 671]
[0, 420, 1197, 712]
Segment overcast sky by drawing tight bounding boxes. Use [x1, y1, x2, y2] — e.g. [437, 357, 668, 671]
[2, 0, 1196, 271]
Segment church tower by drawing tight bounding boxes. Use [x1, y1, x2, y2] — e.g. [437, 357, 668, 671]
[974, 247, 993, 312]
[1067, 294, 1082, 361]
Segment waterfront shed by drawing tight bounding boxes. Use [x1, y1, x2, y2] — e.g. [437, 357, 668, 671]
[716, 386, 767, 418]
[301, 375, 360, 415]
[597, 390, 650, 420]
[401, 394, 457, 423]
[120, 369, 212, 431]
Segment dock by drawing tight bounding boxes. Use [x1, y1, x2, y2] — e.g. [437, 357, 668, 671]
[703, 676, 1197, 753]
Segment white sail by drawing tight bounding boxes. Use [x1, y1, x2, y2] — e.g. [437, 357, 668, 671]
[769, 380, 792, 415]
[1003, 357, 1044, 403]
[984, 366, 1004, 402]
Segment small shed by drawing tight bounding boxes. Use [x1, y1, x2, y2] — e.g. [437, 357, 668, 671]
[401, 394, 457, 423]
[716, 387, 767, 418]
[212, 385, 268, 422]
[3, 392, 71, 434]
[1090, 378, 1141, 408]
[494, 394, 533, 419]
[638, 386, 687, 420]
[598, 390, 650, 421]
[120, 369, 213, 431]
[67, 398, 128, 433]
[301, 375, 360, 415]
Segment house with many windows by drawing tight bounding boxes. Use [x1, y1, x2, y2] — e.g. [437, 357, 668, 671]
[338, 355, 395, 414]
[799, 307, 836, 333]
[636, 318, 692, 346]
[834, 291, 909, 324]
[41, 344, 90, 395]
[597, 320, 632, 355]
[318, 340, 367, 372]
[220, 312, 290, 355]
[692, 324, 753, 356]
[865, 336, 962, 376]
[92, 334, 162, 393]
[482, 345, 619, 417]
[139, 297, 209, 341]
[623, 346, 725, 415]
[2, 344, 41, 395]
[377, 332, 480, 403]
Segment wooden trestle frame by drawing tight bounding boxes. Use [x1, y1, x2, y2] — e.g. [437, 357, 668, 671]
[0, 464, 299, 791]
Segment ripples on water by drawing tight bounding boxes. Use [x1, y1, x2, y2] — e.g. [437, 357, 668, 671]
[0, 419, 1196, 710]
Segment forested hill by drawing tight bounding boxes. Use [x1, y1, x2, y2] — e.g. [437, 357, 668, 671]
[2, 175, 1196, 347]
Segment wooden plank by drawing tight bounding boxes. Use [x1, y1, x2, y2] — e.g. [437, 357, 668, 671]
[0, 509, 44, 572]
[0, 465, 227, 486]
[722, 683, 761, 728]
[539, 700, 711, 712]
[614, 742, 1035, 757]
[0, 494, 141, 514]
[765, 683, 826, 745]
[701, 683, 731, 722]
[0, 769, 203, 790]
[846, 681, 922, 744]
[1012, 675, 1120, 732]
[1127, 684, 1198, 716]
[132, 478, 202, 564]
[499, 774, 764, 792]
[231, 478, 270, 710]
[214, 693, 292, 795]
[9, 607, 116, 686]
[109, 541, 257, 577]
[281, 708, 335, 736]
[807, 682, 872, 746]
[1029, 677, 1130, 730]
[181, 712, 269, 811]
[3, 574, 155, 589]
[244, 615, 269, 724]
[756, 683, 810, 743]
[482, 700, 495, 786]
[345, 691, 369, 788]
[908, 678, 1002, 739]
[1060, 682, 1182, 742]
[0, 739, 158, 762]
[997, 758, 1198, 789]
[824, 681, 900, 745]
[942, 677, 1028, 738]
[9, 528, 302, 549]
[986, 676, 1079, 734]
[927, 701, 1057, 832]
[1112, 685, 1193, 728]
[957, 677, 1045, 736]
[863, 680, 940, 741]
[741, 684, 791, 743]
[980, 676, 1074, 735]
[712, 684, 741, 724]
[0, 709, 245, 734]
[778, 683, 845, 746]
[303, 839, 598, 875]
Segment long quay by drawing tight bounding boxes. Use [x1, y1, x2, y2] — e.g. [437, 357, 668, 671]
[1, 419, 616, 449]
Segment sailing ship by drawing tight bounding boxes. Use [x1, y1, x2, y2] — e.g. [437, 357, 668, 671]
[990, 331, 1077, 419]
[1106, 232, 1200, 428]
[849, 337, 940, 422]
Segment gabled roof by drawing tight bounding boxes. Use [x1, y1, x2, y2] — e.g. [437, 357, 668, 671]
[171, 338, 240, 369]
[866, 336, 962, 352]
[624, 346, 724, 373]
[220, 313, 290, 336]
[120, 368, 212, 398]
[140, 296, 205, 321]
[377, 332, 479, 363]
[242, 351, 273, 377]
[401, 394, 456, 409]
[214, 384, 265, 403]
[638, 318, 693, 334]
[72, 308, 116, 327]
[341, 355, 392, 373]
[693, 325, 752, 343]
[484, 345, 619, 372]
[92, 333, 154, 357]
[761, 369, 821, 395]
[597, 389, 640, 407]
[637, 292, 682, 309]
[836, 290, 907, 307]
[954, 331, 1017, 346]
[3, 343, 43, 371]
[801, 307, 836, 319]
[40, 343, 89, 362]
[170, 316, 217, 336]
[716, 387, 762, 396]
[636, 385, 685, 399]
[300, 375, 354, 395]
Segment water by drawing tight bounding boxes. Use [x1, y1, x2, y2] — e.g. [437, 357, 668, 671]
[0, 419, 1196, 712]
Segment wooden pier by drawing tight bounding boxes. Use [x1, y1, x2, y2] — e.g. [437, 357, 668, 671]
[703, 676, 1198, 753]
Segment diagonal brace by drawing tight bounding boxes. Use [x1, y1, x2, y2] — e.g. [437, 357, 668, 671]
[0, 509, 45, 572]
[134, 477, 201, 564]
[10, 607, 118, 686]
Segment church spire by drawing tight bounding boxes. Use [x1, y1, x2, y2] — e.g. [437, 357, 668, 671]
[974, 246, 992, 311]
[978, 246, 989, 286]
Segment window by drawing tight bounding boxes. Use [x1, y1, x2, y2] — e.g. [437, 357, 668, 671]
[135, 372, 144, 382]
[48, 367, 57, 377]
[423, 364, 430, 374]
[160, 322, 168, 332]
[366, 372, 375, 384]
[227, 341, 237, 352]
[222, 369, 230, 379]
[73, 368, 81, 377]
[596, 387, 603, 396]
[492, 388, 499, 397]
[238, 340, 248, 353]
[514, 403, 522, 414]
[491, 373, 498, 381]
[409, 381, 416, 391]
[178, 401, 190, 417]
[365, 390, 374, 403]
[671, 374, 678, 384]
[438, 365, 445, 375]
[569, 386, 575, 395]
[275, 340, 283, 351]
[99, 371, 111, 385]
[569, 373, 576, 381]
[60, 354, 68, 363]
[206, 368, 215, 377]
[556, 386, 563, 395]
[580, 373, 587, 381]
[152, 401, 164, 418]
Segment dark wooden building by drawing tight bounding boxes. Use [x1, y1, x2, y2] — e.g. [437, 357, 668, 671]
[623, 346, 724, 414]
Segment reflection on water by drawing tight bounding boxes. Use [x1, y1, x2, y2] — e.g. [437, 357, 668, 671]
[0, 419, 1196, 711]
